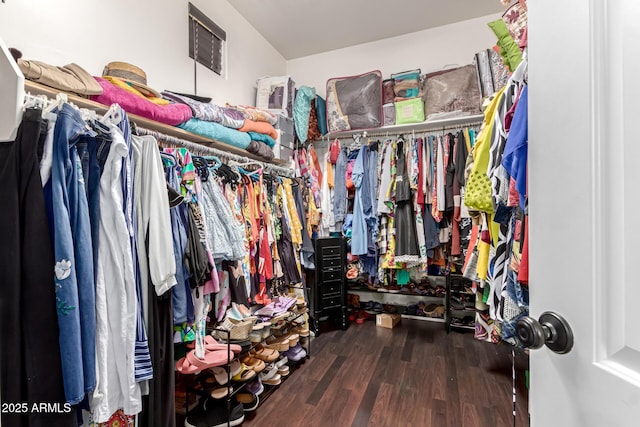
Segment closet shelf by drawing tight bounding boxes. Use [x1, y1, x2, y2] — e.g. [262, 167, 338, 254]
[319, 114, 484, 140]
[23, 80, 289, 166]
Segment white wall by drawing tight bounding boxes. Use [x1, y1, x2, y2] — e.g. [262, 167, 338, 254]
[286, 13, 501, 97]
[0, 0, 286, 106]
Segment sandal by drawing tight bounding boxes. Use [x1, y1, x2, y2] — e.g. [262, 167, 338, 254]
[250, 345, 279, 362]
[240, 355, 266, 373]
[232, 364, 257, 382]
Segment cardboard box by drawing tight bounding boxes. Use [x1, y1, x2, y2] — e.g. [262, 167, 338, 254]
[376, 313, 401, 329]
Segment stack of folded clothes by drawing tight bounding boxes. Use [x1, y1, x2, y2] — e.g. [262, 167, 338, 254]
[391, 69, 426, 124]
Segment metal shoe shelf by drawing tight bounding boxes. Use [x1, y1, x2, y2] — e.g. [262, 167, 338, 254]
[178, 309, 311, 426]
[445, 273, 476, 333]
[348, 274, 448, 324]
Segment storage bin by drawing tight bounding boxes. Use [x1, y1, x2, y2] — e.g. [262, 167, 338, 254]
[394, 98, 425, 125]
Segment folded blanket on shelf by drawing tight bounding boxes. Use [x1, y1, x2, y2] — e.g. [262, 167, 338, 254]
[246, 140, 274, 161]
[246, 131, 276, 148]
[104, 76, 170, 105]
[91, 77, 192, 126]
[239, 119, 278, 140]
[178, 119, 251, 149]
[163, 90, 223, 122]
[226, 104, 278, 125]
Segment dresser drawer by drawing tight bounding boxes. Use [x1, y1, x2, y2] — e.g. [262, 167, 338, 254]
[320, 269, 342, 283]
[322, 294, 342, 309]
[321, 282, 342, 296]
[321, 246, 341, 258]
[321, 256, 342, 269]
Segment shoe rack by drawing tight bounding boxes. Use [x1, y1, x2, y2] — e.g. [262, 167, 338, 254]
[445, 273, 476, 333]
[178, 310, 311, 425]
[347, 274, 448, 325]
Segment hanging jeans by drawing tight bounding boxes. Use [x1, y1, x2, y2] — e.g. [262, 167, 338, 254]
[0, 108, 76, 426]
[166, 163, 192, 325]
[333, 147, 348, 224]
[48, 104, 97, 403]
[76, 121, 112, 279]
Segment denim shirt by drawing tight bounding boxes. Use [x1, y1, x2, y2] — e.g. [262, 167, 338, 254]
[49, 103, 96, 403]
[351, 148, 368, 256]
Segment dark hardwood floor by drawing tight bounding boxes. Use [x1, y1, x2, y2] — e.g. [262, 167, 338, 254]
[243, 319, 529, 427]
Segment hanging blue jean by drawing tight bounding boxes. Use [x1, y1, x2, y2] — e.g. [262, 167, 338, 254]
[166, 161, 192, 325]
[351, 148, 368, 256]
[366, 146, 379, 241]
[49, 103, 96, 403]
[333, 147, 348, 224]
[76, 122, 112, 280]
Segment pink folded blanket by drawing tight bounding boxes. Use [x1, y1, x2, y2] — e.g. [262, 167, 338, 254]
[90, 77, 192, 126]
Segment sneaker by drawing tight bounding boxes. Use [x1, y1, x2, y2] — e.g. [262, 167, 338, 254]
[275, 356, 288, 368]
[184, 397, 244, 427]
[259, 363, 278, 381]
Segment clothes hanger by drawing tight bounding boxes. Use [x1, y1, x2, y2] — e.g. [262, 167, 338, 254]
[99, 103, 123, 126]
[42, 92, 67, 116]
[204, 155, 222, 170]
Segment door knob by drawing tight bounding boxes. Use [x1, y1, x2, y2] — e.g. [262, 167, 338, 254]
[516, 311, 574, 354]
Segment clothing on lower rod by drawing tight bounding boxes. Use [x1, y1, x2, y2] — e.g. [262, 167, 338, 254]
[0, 108, 76, 427]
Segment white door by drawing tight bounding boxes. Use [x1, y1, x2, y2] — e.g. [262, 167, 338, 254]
[528, 0, 640, 425]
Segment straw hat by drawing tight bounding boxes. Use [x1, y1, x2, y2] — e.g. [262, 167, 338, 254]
[102, 61, 161, 98]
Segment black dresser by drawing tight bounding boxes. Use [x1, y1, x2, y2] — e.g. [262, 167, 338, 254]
[309, 237, 347, 335]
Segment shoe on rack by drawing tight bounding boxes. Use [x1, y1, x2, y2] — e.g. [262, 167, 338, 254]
[277, 364, 290, 376]
[388, 284, 401, 293]
[275, 356, 288, 369]
[212, 316, 257, 343]
[250, 344, 279, 362]
[236, 392, 260, 412]
[291, 323, 310, 337]
[262, 373, 282, 386]
[240, 355, 266, 374]
[259, 363, 279, 382]
[245, 376, 264, 396]
[284, 343, 307, 363]
[209, 360, 241, 386]
[209, 384, 232, 400]
[184, 397, 244, 427]
[232, 363, 257, 383]
[265, 336, 290, 352]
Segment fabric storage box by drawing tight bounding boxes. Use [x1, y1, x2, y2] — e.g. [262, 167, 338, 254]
[256, 75, 295, 117]
[422, 65, 482, 120]
[275, 114, 295, 150]
[383, 103, 396, 126]
[326, 70, 382, 133]
[394, 98, 425, 124]
[273, 143, 294, 162]
[376, 313, 401, 329]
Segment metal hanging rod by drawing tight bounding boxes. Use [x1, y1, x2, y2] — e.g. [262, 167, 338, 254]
[137, 127, 294, 177]
[322, 114, 485, 143]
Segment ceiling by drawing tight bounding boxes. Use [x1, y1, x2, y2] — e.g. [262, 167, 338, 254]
[229, 0, 507, 59]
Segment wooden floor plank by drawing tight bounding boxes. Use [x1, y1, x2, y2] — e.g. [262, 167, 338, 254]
[242, 319, 529, 427]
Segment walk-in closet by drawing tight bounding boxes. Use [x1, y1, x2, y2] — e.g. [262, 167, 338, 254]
[1, 1, 638, 426]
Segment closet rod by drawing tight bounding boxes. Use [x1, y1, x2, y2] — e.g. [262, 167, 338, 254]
[357, 119, 484, 139]
[137, 127, 295, 177]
